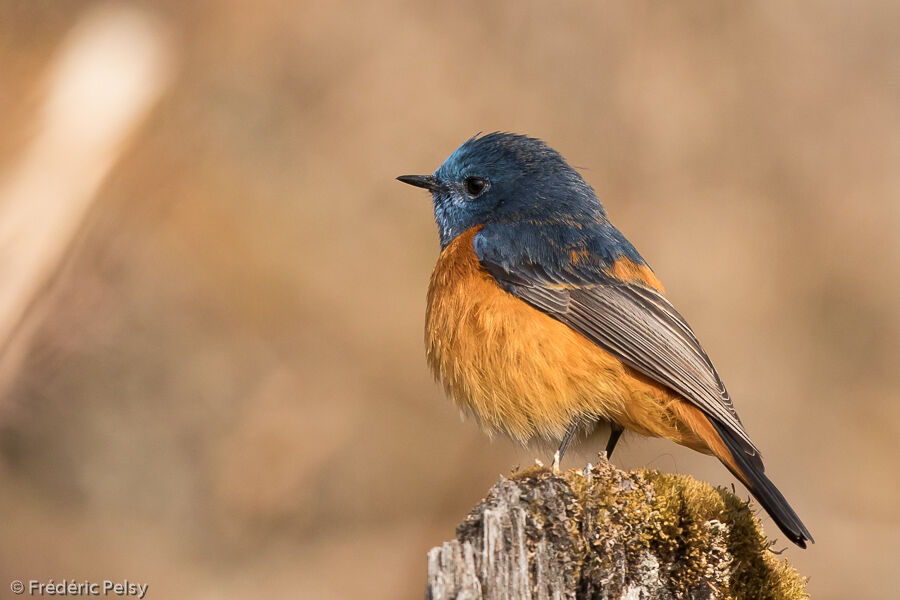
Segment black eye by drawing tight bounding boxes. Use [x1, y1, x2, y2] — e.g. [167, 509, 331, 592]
[463, 177, 488, 197]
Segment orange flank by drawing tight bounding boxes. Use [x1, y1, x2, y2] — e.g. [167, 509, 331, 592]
[669, 399, 744, 479]
[608, 257, 665, 292]
[426, 226, 713, 453]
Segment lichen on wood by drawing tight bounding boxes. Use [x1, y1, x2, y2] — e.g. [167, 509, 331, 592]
[426, 459, 807, 600]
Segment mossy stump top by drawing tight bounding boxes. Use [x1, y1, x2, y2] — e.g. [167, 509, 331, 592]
[426, 459, 807, 600]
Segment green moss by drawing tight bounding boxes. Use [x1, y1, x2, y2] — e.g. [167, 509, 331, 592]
[536, 462, 808, 599]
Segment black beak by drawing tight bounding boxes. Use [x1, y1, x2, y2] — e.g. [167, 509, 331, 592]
[397, 174, 441, 191]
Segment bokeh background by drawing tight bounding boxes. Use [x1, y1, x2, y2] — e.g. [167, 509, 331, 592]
[1, 1, 898, 598]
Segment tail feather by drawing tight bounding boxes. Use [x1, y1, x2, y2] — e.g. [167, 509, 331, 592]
[710, 419, 814, 548]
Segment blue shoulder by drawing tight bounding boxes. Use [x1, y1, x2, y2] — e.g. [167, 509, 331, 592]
[474, 219, 646, 284]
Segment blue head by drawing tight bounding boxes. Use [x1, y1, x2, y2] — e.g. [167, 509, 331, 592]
[398, 133, 608, 248]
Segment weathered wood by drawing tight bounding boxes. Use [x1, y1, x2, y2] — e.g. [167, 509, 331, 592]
[426, 459, 807, 600]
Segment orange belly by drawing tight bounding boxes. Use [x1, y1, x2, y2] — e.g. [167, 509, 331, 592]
[425, 226, 713, 454]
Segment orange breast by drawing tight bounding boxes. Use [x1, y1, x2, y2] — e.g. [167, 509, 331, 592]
[425, 226, 713, 452]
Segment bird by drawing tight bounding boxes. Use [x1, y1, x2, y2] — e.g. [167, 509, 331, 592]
[397, 132, 813, 548]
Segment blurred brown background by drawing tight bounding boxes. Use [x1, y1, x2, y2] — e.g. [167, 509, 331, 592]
[0, 1, 898, 598]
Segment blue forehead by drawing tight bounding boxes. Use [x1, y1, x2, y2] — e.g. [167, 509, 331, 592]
[434, 132, 572, 182]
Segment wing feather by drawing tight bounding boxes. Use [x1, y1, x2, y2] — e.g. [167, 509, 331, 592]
[478, 246, 762, 463]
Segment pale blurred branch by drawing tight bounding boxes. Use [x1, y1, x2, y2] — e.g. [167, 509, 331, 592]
[0, 5, 173, 395]
[426, 460, 807, 600]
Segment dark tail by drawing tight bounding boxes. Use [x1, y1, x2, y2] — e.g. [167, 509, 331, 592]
[710, 420, 814, 548]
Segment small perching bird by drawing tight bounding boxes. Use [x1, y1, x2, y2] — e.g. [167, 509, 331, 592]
[398, 132, 812, 548]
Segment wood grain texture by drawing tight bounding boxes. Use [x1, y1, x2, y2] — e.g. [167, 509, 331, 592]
[425, 461, 808, 600]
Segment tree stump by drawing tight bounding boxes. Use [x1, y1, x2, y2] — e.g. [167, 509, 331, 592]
[426, 459, 807, 600]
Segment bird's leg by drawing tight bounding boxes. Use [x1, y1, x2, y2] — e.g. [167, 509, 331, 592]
[605, 423, 624, 460]
[553, 423, 579, 472]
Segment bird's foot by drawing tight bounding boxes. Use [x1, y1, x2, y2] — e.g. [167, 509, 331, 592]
[552, 450, 561, 473]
